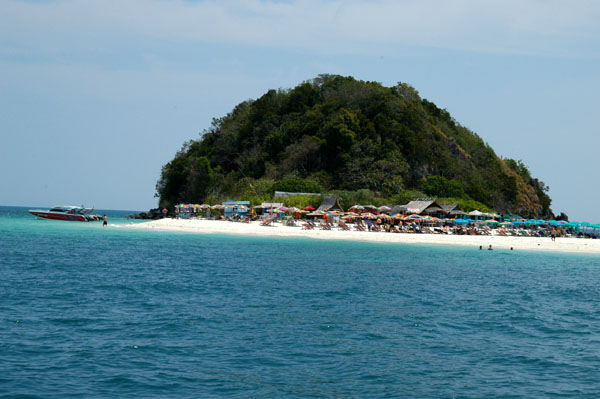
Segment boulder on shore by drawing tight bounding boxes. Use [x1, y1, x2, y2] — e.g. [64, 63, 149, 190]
[128, 208, 167, 220]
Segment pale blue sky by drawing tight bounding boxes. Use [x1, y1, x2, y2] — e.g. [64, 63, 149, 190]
[1, 0, 599, 221]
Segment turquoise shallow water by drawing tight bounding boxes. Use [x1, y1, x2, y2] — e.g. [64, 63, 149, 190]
[1, 205, 600, 398]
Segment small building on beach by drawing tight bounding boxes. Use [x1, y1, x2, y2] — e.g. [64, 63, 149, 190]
[317, 195, 343, 212]
[403, 200, 445, 216]
[440, 202, 466, 217]
[222, 200, 250, 217]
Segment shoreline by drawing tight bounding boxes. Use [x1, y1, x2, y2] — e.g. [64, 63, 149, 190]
[124, 218, 600, 255]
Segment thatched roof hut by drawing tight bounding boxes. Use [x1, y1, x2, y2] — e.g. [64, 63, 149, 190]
[390, 205, 408, 214]
[317, 195, 343, 212]
[404, 200, 444, 215]
[440, 202, 466, 217]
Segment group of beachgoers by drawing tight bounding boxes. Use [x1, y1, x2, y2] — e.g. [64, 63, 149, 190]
[166, 204, 599, 240]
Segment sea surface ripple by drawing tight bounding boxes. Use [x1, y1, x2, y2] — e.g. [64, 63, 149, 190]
[1, 206, 600, 398]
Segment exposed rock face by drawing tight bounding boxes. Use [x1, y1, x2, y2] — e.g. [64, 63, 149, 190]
[128, 208, 166, 220]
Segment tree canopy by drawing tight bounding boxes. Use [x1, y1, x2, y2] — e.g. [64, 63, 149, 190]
[156, 74, 552, 218]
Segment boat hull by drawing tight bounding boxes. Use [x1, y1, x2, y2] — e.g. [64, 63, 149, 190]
[29, 210, 88, 222]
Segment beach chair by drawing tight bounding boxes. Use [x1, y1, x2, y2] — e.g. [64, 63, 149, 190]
[302, 223, 314, 230]
[320, 222, 331, 230]
[261, 218, 274, 226]
[338, 221, 351, 231]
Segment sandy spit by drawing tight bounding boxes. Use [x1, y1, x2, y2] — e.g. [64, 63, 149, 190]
[124, 218, 600, 255]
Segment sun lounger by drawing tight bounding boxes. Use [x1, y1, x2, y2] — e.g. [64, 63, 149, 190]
[302, 223, 314, 230]
[338, 221, 351, 231]
[260, 218, 274, 226]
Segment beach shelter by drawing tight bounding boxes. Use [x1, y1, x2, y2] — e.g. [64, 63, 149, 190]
[503, 214, 523, 221]
[440, 202, 464, 217]
[317, 195, 343, 212]
[453, 218, 470, 225]
[403, 200, 444, 215]
[468, 210, 485, 220]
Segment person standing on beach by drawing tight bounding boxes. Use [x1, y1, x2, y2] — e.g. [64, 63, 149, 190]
[103, 214, 107, 227]
[162, 207, 168, 218]
[551, 227, 557, 241]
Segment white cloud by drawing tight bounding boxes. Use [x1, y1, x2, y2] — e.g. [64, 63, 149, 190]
[2, 0, 600, 59]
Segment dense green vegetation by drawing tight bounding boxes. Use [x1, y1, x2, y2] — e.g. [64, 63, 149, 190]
[156, 75, 552, 218]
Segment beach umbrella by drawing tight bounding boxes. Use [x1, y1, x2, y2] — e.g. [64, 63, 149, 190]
[378, 205, 391, 212]
[211, 204, 224, 210]
[364, 205, 377, 210]
[303, 206, 315, 211]
[403, 214, 422, 222]
[350, 205, 364, 210]
[421, 216, 440, 224]
[362, 212, 377, 219]
[253, 205, 265, 209]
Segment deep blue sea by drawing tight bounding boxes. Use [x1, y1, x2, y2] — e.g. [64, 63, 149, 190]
[1, 205, 600, 398]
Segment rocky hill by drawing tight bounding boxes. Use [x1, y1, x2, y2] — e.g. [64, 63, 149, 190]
[155, 75, 552, 218]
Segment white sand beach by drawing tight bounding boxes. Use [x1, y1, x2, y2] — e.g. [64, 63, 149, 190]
[126, 218, 600, 255]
